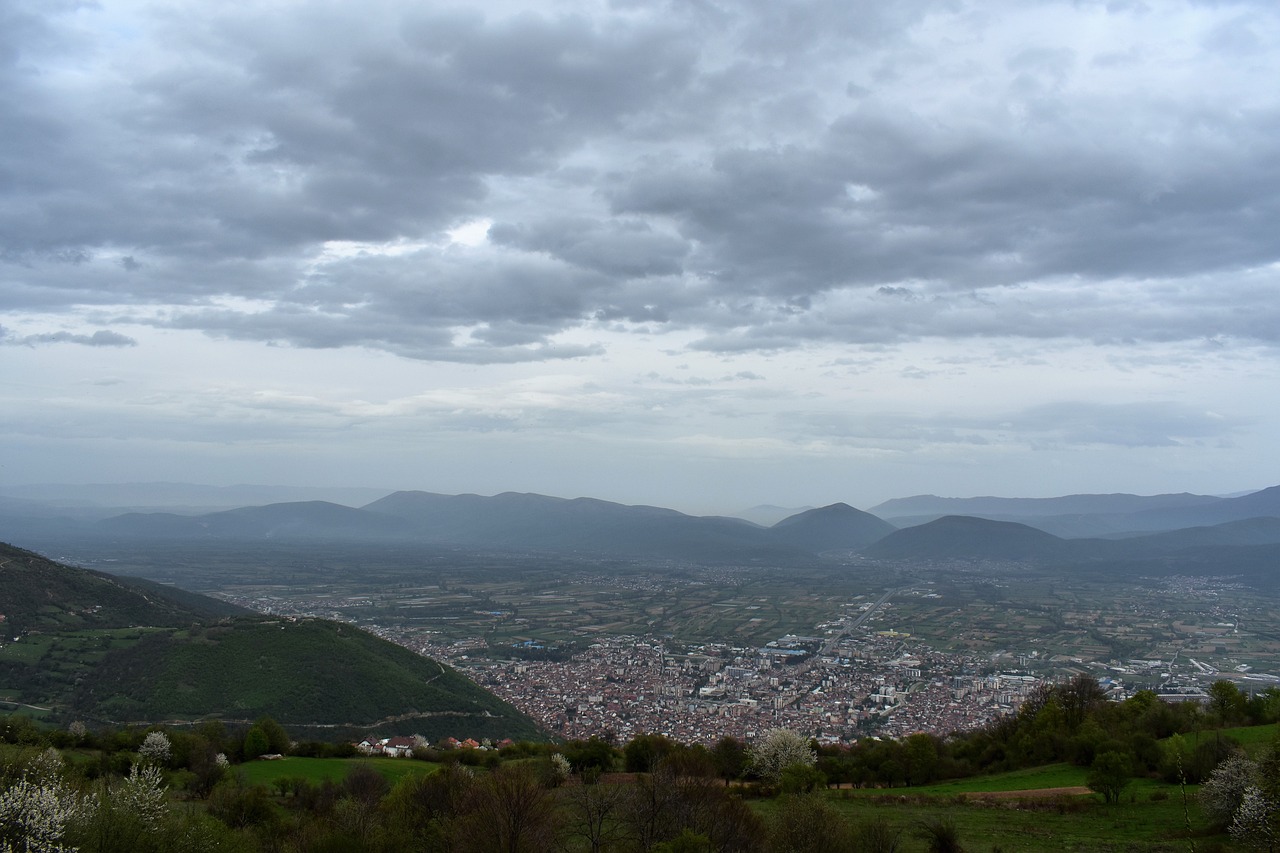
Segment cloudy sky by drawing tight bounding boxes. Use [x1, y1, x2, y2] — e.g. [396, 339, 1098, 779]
[3, 0, 1279, 513]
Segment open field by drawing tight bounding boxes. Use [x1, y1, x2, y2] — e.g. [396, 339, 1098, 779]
[234, 755, 440, 787]
[778, 789, 1220, 853]
[1218, 721, 1279, 753]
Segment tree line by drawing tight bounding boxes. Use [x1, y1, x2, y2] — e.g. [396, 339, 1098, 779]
[2, 676, 1278, 851]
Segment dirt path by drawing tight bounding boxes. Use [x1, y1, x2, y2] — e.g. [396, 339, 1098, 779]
[961, 786, 1091, 799]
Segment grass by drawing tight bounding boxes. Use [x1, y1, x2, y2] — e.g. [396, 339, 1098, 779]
[0, 636, 54, 664]
[885, 763, 1089, 795]
[1217, 721, 1278, 754]
[799, 760, 1229, 851]
[745, 782, 1223, 852]
[234, 756, 440, 788]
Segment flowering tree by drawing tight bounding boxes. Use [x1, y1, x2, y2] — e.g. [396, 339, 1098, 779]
[1201, 754, 1259, 827]
[1230, 785, 1278, 851]
[747, 728, 816, 784]
[115, 763, 168, 830]
[138, 731, 171, 766]
[0, 749, 95, 853]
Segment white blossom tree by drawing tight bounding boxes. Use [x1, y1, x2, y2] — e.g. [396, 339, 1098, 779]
[747, 728, 816, 784]
[1201, 754, 1259, 827]
[1230, 785, 1278, 851]
[0, 749, 95, 853]
[115, 763, 168, 830]
[138, 731, 171, 766]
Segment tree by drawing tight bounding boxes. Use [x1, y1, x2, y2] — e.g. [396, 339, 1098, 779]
[563, 737, 618, 774]
[1087, 750, 1131, 804]
[1230, 785, 1278, 851]
[253, 716, 290, 755]
[778, 763, 826, 794]
[1201, 754, 1258, 827]
[625, 734, 676, 773]
[1059, 674, 1107, 731]
[1210, 680, 1247, 726]
[563, 776, 628, 853]
[137, 731, 171, 766]
[0, 748, 95, 853]
[451, 762, 562, 853]
[712, 737, 747, 786]
[767, 794, 856, 852]
[747, 729, 816, 785]
[242, 726, 269, 761]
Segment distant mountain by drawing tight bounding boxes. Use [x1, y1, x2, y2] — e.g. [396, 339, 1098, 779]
[7, 490, 881, 562]
[768, 503, 896, 552]
[862, 516, 1073, 562]
[363, 491, 807, 561]
[96, 501, 412, 541]
[0, 543, 543, 740]
[858, 514, 1280, 591]
[1114, 485, 1280, 532]
[869, 491, 1222, 520]
[6, 483, 1278, 571]
[869, 487, 1280, 539]
[0, 482, 391, 511]
[1103, 516, 1280, 551]
[733, 505, 814, 526]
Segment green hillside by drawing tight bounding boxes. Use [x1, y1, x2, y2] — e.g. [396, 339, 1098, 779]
[0, 541, 243, 634]
[0, 543, 543, 742]
[69, 617, 542, 740]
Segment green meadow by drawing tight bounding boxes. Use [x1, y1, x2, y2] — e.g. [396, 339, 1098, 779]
[234, 755, 440, 788]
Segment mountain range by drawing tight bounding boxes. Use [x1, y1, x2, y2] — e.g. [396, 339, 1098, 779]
[2, 484, 1280, 582]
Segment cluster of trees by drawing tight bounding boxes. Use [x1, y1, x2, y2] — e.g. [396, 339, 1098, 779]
[0, 723, 906, 853]
[803, 678, 1280, 795]
[1199, 739, 1280, 849]
[3, 676, 1278, 851]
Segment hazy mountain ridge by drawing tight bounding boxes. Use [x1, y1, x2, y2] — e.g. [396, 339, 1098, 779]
[872, 486, 1280, 539]
[2, 483, 1279, 578]
[870, 491, 1224, 519]
[768, 503, 897, 552]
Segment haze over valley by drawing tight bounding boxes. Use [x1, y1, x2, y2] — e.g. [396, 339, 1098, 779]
[4, 479, 1278, 746]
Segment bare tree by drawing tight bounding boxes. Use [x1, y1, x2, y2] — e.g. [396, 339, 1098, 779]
[452, 762, 563, 853]
[561, 777, 628, 853]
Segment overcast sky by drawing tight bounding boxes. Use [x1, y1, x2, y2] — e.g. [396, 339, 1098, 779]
[3, 0, 1279, 514]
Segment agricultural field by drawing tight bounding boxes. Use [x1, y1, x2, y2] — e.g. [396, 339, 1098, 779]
[58, 540, 1280, 683]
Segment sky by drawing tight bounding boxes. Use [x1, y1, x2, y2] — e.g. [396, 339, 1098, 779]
[2, 0, 1279, 515]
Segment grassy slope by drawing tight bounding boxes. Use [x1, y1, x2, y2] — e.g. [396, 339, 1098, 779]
[0, 542, 242, 635]
[69, 617, 544, 740]
[236, 756, 440, 787]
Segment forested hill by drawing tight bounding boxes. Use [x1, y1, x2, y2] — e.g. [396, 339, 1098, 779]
[69, 617, 544, 741]
[0, 541, 245, 635]
[0, 543, 544, 741]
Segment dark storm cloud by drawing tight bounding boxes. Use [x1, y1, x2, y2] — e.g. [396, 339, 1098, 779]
[4, 0, 1280, 361]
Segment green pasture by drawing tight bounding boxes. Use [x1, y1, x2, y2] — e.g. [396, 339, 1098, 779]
[800, 756, 1234, 851]
[1217, 721, 1278, 753]
[882, 762, 1089, 795]
[234, 756, 439, 788]
[750, 784, 1221, 852]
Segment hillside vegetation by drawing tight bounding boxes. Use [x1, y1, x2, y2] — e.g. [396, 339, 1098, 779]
[69, 617, 541, 740]
[0, 543, 542, 742]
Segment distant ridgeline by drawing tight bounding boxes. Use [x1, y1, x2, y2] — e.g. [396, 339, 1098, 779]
[0, 542, 544, 742]
[3, 486, 1280, 581]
